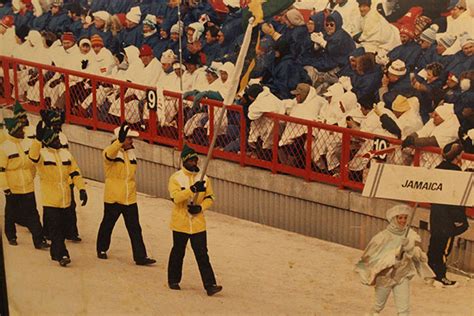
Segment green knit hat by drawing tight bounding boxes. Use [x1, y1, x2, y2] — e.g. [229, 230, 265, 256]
[13, 101, 27, 119]
[181, 144, 198, 162]
[4, 117, 23, 135]
[42, 127, 59, 147]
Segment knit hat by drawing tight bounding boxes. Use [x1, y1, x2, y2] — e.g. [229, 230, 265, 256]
[181, 144, 198, 162]
[245, 84, 264, 99]
[13, 101, 26, 119]
[392, 95, 411, 113]
[291, 83, 311, 99]
[4, 117, 23, 135]
[93, 10, 110, 22]
[160, 49, 176, 64]
[0, 15, 13, 28]
[386, 204, 411, 222]
[78, 37, 91, 47]
[285, 9, 305, 27]
[443, 141, 463, 161]
[459, 31, 474, 48]
[143, 14, 156, 29]
[90, 34, 104, 47]
[205, 66, 219, 77]
[170, 21, 183, 35]
[438, 33, 457, 48]
[183, 53, 200, 65]
[419, 24, 439, 44]
[61, 32, 75, 43]
[139, 44, 153, 57]
[50, 0, 63, 7]
[40, 108, 63, 126]
[399, 25, 415, 39]
[125, 6, 141, 24]
[388, 59, 407, 76]
[42, 127, 60, 147]
[187, 22, 205, 42]
[435, 103, 454, 121]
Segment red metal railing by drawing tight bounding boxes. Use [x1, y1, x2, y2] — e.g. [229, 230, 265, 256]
[1, 56, 474, 196]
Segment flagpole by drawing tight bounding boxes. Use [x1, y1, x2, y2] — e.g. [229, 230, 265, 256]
[177, 0, 183, 92]
[191, 17, 256, 204]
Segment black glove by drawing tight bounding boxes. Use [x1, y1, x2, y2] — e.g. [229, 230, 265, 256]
[35, 121, 45, 141]
[4, 189, 11, 196]
[79, 189, 88, 206]
[401, 136, 414, 148]
[118, 123, 129, 143]
[81, 59, 88, 70]
[187, 204, 202, 215]
[190, 180, 206, 193]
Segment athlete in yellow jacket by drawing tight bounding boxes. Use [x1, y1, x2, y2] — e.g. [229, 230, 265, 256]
[96, 124, 155, 266]
[167, 144, 222, 296]
[0, 117, 48, 249]
[29, 121, 88, 267]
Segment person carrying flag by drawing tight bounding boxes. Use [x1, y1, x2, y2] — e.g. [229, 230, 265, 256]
[167, 144, 222, 296]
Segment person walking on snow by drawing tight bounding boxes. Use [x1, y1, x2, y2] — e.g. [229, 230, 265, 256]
[96, 124, 156, 266]
[29, 121, 88, 267]
[0, 116, 49, 249]
[167, 144, 222, 296]
[355, 204, 434, 315]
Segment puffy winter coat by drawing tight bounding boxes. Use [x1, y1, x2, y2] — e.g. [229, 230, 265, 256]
[0, 135, 35, 194]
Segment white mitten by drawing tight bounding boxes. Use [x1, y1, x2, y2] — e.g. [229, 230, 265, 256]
[374, 101, 385, 116]
[468, 129, 474, 144]
[310, 32, 327, 48]
[339, 76, 353, 91]
[375, 53, 389, 66]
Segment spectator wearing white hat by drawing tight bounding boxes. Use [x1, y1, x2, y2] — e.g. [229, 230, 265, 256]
[402, 103, 460, 168]
[440, 0, 473, 55]
[30, 0, 70, 34]
[185, 22, 205, 56]
[415, 24, 439, 72]
[86, 10, 114, 50]
[379, 59, 411, 108]
[117, 6, 143, 51]
[142, 14, 160, 55]
[449, 32, 474, 77]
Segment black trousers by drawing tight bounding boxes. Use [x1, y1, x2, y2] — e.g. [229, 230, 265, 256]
[428, 233, 454, 280]
[43, 184, 79, 239]
[96, 203, 147, 262]
[4, 192, 44, 247]
[44, 206, 69, 261]
[168, 231, 216, 288]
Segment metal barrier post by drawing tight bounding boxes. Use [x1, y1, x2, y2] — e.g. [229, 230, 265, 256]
[209, 103, 215, 145]
[119, 85, 125, 123]
[64, 74, 71, 123]
[305, 126, 312, 181]
[239, 107, 246, 167]
[339, 131, 351, 189]
[91, 79, 97, 130]
[12, 62, 18, 100]
[2, 59, 12, 102]
[38, 66, 44, 108]
[178, 95, 184, 149]
[413, 148, 421, 167]
[271, 117, 279, 174]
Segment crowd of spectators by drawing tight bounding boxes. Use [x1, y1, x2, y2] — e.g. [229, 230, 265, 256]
[0, 0, 473, 180]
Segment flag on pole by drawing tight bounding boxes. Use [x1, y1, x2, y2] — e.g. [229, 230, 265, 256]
[238, 0, 295, 92]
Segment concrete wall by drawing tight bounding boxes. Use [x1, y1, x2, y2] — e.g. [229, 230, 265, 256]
[61, 120, 474, 273]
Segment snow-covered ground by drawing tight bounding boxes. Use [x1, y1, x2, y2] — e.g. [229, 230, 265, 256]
[2, 180, 473, 315]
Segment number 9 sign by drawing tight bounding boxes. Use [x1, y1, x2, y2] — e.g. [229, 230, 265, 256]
[146, 89, 157, 110]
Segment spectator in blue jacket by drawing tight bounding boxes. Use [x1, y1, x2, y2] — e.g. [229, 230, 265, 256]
[310, 11, 356, 72]
[202, 25, 220, 65]
[142, 14, 160, 54]
[414, 24, 439, 72]
[117, 6, 143, 52]
[388, 25, 422, 70]
[31, 0, 71, 34]
[86, 11, 115, 52]
[379, 59, 413, 108]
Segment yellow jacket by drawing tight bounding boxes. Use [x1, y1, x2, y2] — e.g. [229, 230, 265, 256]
[103, 140, 137, 205]
[168, 168, 214, 234]
[29, 139, 85, 208]
[0, 134, 35, 194]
